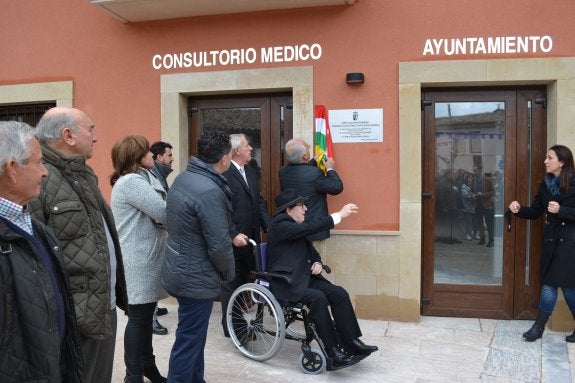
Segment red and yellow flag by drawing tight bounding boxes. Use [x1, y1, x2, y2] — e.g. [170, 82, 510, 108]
[314, 105, 334, 174]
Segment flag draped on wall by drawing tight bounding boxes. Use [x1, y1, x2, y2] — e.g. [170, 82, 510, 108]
[314, 105, 333, 174]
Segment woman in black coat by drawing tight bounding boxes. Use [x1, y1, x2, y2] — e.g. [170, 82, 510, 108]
[509, 144, 575, 342]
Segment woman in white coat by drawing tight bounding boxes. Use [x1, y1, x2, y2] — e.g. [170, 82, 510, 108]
[110, 135, 168, 383]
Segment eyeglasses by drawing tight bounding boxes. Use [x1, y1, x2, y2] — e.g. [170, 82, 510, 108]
[292, 202, 306, 208]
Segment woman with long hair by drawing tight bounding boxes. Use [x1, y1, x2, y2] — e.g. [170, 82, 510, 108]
[110, 135, 168, 382]
[509, 144, 575, 342]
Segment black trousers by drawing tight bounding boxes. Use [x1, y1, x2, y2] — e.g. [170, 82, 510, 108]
[476, 206, 495, 244]
[124, 302, 157, 380]
[221, 246, 253, 330]
[300, 277, 362, 350]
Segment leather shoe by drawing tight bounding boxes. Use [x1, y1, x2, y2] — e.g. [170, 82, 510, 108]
[152, 320, 168, 335]
[156, 307, 168, 316]
[346, 338, 378, 355]
[326, 347, 360, 370]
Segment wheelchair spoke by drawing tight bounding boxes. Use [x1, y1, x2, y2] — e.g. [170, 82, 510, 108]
[226, 283, 285, 361]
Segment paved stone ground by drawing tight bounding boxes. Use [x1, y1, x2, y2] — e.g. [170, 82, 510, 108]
[112, 297, 575, 382]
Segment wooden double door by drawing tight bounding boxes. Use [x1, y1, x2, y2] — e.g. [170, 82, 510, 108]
[188, 93, 293, 216]
[421, 87, 547, 319]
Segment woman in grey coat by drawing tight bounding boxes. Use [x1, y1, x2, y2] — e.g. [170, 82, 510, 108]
[111, 136, 168, 383]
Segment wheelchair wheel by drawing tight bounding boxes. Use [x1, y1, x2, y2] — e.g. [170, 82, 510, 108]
[285, 317, 306, 341]
[226, 283, 285, 361]
[298, 347, 326, 374]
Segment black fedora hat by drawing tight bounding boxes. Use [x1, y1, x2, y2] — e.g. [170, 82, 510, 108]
[274, 189, 307, 216]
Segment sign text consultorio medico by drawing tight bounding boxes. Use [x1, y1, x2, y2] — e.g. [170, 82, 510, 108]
[152, 43, 322, 70]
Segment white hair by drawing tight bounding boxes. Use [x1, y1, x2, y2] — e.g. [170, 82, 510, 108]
[284, 138, 308, 164]
[35, 107, 78, 143]
[229, 133, 246, 152]
[0, 121, 36, 176]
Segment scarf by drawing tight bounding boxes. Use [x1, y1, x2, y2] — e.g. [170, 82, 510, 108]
[545, 173, 561, 197]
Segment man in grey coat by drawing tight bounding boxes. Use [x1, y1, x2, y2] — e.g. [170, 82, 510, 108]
[161, 130, 235, 383]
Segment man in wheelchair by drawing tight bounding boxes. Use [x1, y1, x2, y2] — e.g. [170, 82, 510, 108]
[266, 189, 378, 369]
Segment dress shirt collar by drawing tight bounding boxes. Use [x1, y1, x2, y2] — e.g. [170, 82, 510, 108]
[0, 196, 33, 235]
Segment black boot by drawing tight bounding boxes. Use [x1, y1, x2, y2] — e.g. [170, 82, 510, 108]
[566, 311, 575, 342]
[155, 307, 168, 316]
[523, 311, 551, 341]
[152, 320, 168, 336]
[143, 365, 167, 383]
[124, 377, 143, 383]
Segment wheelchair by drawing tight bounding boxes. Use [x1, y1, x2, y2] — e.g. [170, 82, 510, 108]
[225, 240, 336, 374]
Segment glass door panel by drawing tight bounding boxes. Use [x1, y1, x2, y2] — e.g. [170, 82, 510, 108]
[422, 87, 546, 319]
[200, 106, 264, 186]
[433, 102, 505, 286]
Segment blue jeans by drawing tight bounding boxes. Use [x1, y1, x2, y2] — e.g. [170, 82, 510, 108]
[168, 297, 213, 383]
[538, 284, 575, 314]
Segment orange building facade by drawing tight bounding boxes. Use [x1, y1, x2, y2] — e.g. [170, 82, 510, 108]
[2, 0, 575, 327]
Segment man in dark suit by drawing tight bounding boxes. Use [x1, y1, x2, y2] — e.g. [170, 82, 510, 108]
[279, 138, 343, 241]
[220, 133, 270, 336]
[266, 189, 378, 370]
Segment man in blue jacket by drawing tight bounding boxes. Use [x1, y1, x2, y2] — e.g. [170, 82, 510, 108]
[161, 131, 235, 383]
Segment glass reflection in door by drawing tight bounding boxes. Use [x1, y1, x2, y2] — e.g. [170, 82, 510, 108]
[200, 107, 263, 186]
[433, 102, 505, 285]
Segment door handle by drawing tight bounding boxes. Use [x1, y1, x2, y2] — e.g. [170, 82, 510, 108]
[505, 208, 512, 232]
[422, 192, 432, 200]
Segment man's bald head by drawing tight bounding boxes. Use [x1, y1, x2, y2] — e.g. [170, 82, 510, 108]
[36, 106, 97, 159]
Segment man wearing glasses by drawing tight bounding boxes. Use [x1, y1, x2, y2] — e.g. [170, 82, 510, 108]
[266, 189, 378, 371]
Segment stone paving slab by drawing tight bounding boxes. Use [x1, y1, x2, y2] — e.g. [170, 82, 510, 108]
[111, 297, 575, 383]
[541, 333, 571, 383]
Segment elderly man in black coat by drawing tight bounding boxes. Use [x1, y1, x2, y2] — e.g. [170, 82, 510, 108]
[279, 138, 343, 241]
[266, 189, 378, 370]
